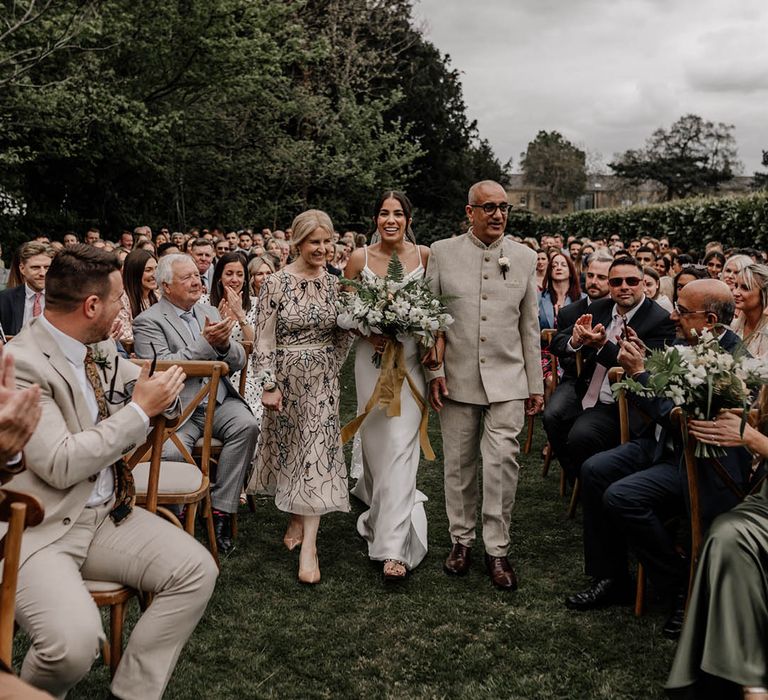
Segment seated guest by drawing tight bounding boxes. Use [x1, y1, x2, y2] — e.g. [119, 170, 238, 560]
[567, 280, 750, 639]
[0, 242, 55, 336]
[542, 250, 612, 448]
[673, 264, 709, 304]
[642, 266, 673, 313]
[721, 253, 752, 292]
[3, 245, 216, 699]
[115, 249, 159, 343]
[132, 254, 259, 554]
[667, 400, 768, 699]
[538, 252, 584, 395]
[545, 256, 675, 483]
[703, 249, 726, 279]
[189, 238, 215, 293]
[248, 254, 276, 298]
[731, 263, 768, 358]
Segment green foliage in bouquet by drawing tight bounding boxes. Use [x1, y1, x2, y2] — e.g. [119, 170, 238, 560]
[611, 329, 768, 457]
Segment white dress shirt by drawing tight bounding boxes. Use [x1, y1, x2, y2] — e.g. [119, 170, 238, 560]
[22, 284, 45, 328]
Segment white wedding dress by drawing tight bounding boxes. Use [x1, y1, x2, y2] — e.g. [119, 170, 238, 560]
[349, 247, 429, 571]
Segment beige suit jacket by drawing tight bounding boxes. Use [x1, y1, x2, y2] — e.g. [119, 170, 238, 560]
[1, 319, 148, 566]
[426, 231, 543, 404]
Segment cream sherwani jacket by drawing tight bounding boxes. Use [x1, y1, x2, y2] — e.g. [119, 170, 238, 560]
[1, 318, 148, 567]
[426, 231, 543, 404]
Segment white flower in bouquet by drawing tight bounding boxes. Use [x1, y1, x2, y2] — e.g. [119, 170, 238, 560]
[612, 327, 768, 457]
[336, 250, 453, 364]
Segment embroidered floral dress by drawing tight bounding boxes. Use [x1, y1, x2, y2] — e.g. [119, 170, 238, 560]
[247, 270, 352, 514]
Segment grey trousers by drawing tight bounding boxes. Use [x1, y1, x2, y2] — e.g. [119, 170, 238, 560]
[439, 398, 526, 557]
[165, 397, 259, 513]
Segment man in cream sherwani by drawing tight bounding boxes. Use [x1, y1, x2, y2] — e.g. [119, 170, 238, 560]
[426, 180, 543, 590]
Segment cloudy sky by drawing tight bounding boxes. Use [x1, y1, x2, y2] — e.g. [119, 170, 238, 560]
[413, 0, 768, 174]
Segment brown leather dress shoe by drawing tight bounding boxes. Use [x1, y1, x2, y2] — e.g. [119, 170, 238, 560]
[443, 543, 471, 576]
[485, 554, 518, 591]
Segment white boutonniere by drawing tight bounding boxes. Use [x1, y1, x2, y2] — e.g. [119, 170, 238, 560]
[90, 347, 112, 381]
[498, 255, 510, 280]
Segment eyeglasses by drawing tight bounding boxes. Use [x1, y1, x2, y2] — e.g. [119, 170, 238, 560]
[673, 303, 708, 316]
[608, 276, 642, 288]
[470, 202, 511, 215]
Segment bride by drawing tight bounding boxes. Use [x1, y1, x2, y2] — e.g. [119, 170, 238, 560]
[345, 190, 432, 581]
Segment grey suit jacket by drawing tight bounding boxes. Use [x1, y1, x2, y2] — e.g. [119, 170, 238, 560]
[132, 297, 246, 411]
[426, 231, 544, 404]
[1, 319, 148, 566]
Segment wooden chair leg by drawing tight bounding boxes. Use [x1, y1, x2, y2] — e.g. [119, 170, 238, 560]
[109, 601, 124, 678]
[567, 478, 581, 519]
[184, 503, 198, 535]
[523, 415, 534, 454]
[230, 513, 238, 540]
[246, 495, 257, 513]
[542, 442, 553, 477]
[203, 494, 220, 568]
[635, 563, 646, 617]
[559, 468, 566, 498]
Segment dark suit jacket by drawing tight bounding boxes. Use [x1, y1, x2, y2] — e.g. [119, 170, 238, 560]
[0, 285, 26, 336]
[628, 329, 754, 522]
[551, 296, 676, 398]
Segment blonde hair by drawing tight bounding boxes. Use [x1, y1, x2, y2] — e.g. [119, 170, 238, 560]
[290, 209, 334, 247]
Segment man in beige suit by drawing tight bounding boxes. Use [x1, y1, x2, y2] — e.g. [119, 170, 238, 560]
[1, 245, 218, 699]
[426, 180, 544, 590]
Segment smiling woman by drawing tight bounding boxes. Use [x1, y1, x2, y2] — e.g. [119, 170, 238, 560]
[247, 209, 354, 585]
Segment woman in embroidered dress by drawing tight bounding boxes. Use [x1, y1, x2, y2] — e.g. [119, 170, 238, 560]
[247, 210, 352, 584]
[344, 190, 432, 581]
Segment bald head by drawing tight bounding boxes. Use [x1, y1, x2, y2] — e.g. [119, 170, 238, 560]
[673, 278, 735, 341]
[468, 180, 505, 204]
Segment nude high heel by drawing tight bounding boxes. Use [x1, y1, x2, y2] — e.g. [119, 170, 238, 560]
[298, 553, 320, 584]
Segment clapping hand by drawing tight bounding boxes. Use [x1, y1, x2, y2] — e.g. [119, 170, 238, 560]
[571, 314, 606, 349]
[131, 362, 186, 417]
[617, 328, 648, 376]
[109, 317, 124, 341]
[219, 288, 246, 324]
[0, 346, 42, 467]
[202, 316, 234, 352]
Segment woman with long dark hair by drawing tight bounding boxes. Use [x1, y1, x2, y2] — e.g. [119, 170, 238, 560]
[343, 190, 432, 581]
[117, 249, 158, 343]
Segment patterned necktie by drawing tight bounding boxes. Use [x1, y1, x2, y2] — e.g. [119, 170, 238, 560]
[181, 310, 200, 340]
[32, 292, 42, 318]
[84, 347, 135, 524]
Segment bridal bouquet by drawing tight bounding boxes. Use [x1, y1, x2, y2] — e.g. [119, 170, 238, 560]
[336, 251, 453, 364]
[612, 328, 768, 457]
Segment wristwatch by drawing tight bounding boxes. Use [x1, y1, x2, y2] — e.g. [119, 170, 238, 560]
[263, 381, 277, 392]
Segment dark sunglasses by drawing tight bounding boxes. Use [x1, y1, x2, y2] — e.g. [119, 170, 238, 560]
[608, 276, 642, 288]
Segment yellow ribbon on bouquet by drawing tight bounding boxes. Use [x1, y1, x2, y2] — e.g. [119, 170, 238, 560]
[341, 341, 435, 461]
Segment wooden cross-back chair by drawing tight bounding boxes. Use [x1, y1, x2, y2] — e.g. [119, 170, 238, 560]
[130, 359, 227, 567]
[523, 328, 558, 457]
[0, 488, 44, 670]
[672, 406, 765, 597]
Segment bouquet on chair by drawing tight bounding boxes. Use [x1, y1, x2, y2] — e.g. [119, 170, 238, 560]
[336, 251, 453, 366]
[611, 328, 768, 457]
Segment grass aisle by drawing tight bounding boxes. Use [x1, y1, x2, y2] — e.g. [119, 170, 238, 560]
[62, 354, 676, 699]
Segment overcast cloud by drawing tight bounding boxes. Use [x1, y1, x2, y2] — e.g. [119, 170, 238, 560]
[413, 0, 768, 174]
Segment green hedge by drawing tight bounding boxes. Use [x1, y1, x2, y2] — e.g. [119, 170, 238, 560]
[507, 191, 768, 251]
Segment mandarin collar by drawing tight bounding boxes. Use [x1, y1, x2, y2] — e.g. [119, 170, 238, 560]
[467, 228, 505, 251]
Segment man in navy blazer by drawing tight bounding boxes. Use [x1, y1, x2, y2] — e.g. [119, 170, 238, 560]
[0, 242, 54, 336]
[546, 256, 676, 483]
[567, 279, 752, 638]
[542, 250, 613, 437]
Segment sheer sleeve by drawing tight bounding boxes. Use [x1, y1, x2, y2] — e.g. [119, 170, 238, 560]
[253, 274, 280, 385]
[117, 291, 134, 343]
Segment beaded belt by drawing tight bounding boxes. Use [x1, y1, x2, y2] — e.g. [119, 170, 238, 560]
[276, 343, 331, 351]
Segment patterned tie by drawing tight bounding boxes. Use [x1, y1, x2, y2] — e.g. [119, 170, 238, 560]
[32, 292, 42, 318]
[84, 347, 135, 524]
[181, 310, 200, 340]
[581, 314, 626, 410]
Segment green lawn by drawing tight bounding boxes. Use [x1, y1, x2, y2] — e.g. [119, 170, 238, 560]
[22, 355, 677, 698]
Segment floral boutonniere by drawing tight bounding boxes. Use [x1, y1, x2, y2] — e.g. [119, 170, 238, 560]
[498, 255, 510, 280]
[91, 347, 112, 380]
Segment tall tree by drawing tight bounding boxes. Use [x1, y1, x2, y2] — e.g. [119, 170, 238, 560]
[753, 150, 768, 191]
[610, 114, 741, 201]
[520, 130, 586, 212]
